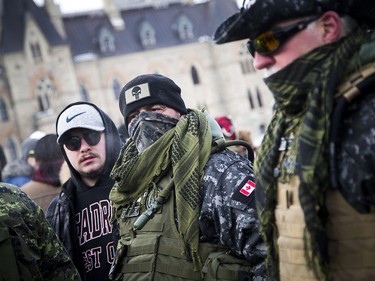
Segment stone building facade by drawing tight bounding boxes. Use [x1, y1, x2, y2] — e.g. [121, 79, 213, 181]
[0, 0, 273, 161]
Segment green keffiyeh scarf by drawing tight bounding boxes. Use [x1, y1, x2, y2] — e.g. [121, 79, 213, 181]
[254, 28, 374, 281]
[110, 109, 212, 269]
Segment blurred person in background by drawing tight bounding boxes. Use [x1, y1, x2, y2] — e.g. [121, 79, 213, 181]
[215, 115, 237, 142]
[21, 131, 47, 169]
[2, 158, 34, 187]
[215, 115, 254, 159]
[21, 134, 64, 213]
[2, 131, 46, 187]
[238, 129, 256, 156]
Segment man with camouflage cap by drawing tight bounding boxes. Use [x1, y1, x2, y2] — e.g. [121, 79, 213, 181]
[214, 1, 375, 281]
[109, 73, 267, 280]
[0, 182, 81, 280]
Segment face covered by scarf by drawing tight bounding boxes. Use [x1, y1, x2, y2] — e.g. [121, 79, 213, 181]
[110, 109, 212, 272]
[128, 111, 179, 153]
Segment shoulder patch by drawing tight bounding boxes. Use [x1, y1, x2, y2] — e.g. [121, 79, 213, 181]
[231, 178, 256, 205]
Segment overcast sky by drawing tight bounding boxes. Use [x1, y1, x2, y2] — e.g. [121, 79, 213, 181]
[34, 0, 242, 14]
[55, 0, 103, 13]
[33, 0, 104, 14]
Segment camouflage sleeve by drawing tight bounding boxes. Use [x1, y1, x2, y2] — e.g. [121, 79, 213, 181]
[200, 150, 267, 279]
[0, 183, 81, 280]
[337, 92, 375, 212]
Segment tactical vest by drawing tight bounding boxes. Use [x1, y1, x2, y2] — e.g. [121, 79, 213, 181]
[109, 175, 254, 281]
[276, 174, 375, 281]
[275, 63, 375, 281]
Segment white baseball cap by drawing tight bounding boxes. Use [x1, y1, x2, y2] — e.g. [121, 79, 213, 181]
[56, 103, 105, 142]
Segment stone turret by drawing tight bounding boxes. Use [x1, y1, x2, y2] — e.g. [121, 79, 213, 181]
[44, 0, 66, 38]
[103, 0, 125, 31]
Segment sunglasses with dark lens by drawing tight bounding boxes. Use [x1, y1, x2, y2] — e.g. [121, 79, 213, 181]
[247, 16, 319, 57]
[61, 131, 102, 151]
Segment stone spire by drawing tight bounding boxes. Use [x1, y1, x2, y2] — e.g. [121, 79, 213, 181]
[44, 0, 66, 38]
[103, 0, 125, 31]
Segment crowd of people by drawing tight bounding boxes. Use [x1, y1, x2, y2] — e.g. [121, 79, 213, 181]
[0, 0, 374, 280]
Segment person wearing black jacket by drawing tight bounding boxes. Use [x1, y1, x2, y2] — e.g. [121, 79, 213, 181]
[46, 102, 122, 281]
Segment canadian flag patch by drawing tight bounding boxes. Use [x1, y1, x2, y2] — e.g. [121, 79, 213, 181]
[239, 180, 256, 197]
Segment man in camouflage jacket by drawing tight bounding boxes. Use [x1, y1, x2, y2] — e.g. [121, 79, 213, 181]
[0, 182, 81, 280]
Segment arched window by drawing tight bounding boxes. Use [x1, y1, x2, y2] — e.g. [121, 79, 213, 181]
[35, 76, 55, 112]
[247, 89, 255, 109]
[175, 15, 194, 41]
[140, 21, 156, 47]
[113, 79, 121, 100]
[79, 84, 89, 101]
[30, 42, 42, 62]
[191, 66, 200, 85]
[98, 27, 115, 53]
[0, 97, 9, 122]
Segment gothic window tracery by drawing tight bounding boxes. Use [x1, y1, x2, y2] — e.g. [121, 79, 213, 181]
[140, 21, 156, 47]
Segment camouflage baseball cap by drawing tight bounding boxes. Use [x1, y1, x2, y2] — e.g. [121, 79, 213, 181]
[213, 0, 375, 44]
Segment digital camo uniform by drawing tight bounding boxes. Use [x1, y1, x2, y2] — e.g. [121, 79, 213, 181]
[199, 149, 265, 271]
[213, 1, 375, 281]
[0, 183, 80, 280]
[336, 91, 375, 212]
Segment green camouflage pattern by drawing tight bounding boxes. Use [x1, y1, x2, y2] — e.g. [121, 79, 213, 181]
[0, 183, 81, 280]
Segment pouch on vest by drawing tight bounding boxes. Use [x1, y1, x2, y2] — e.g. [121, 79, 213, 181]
[202, 251, 253, 281]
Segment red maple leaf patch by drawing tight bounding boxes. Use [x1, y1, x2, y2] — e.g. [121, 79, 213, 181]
[239, 180, 255, 197]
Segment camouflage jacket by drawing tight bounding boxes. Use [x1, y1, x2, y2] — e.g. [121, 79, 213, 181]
[0, 183, 81, 280]
[199, 148, 267, 279]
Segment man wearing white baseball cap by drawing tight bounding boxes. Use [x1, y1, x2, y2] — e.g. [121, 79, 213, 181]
[46, 102, 122, 281]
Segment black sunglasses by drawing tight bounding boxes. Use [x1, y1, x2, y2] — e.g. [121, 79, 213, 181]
[60, 131, 102, 151]
[247, 16, 319, 57]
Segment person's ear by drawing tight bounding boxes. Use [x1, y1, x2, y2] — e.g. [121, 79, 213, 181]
[319, 11, 342, 43]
